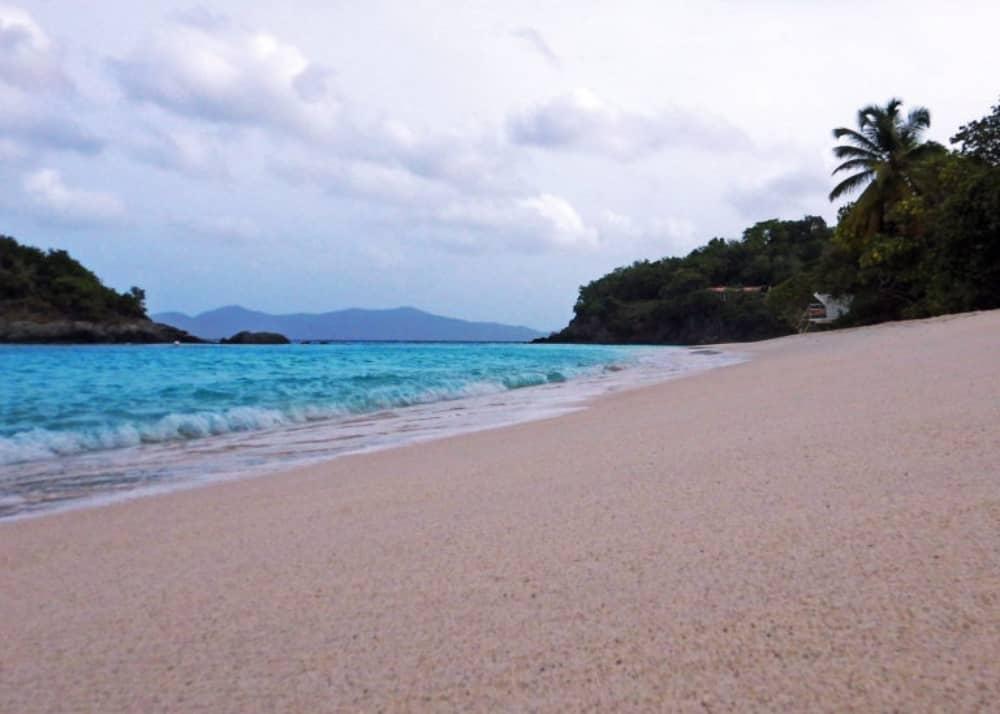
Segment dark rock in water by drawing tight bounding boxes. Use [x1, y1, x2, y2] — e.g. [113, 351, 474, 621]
[220, 330, 290, 345]
[0, 318, 203, 344]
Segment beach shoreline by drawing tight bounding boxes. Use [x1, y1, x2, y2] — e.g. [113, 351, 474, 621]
[0, 344, 742, 522]
[2, 310, 998, 711]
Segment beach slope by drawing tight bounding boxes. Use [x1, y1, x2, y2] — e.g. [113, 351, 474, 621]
[2, 311, 999, 712]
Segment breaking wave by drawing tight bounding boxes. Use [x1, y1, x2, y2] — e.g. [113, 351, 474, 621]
[0, 369, 580, 466]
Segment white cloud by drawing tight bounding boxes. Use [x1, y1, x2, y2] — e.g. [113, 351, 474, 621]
[518, 194, 597, 247]
[0, 4, 71, 92]
[23, 169, 125, 225]
[126, 126, 229, 178]
[433, 193, 599, 252]
[507, 88, 751, 160]
[728, 168, 831, 220]
[179, 215, 262, 242]
[0, 87, 102, 155]
[0, 7, 101, 158]
[597, 210, 700, 255]
[599, 210, 695, 242]
[110, 13, 341, 140]
[111, 13, 511, 201]
[277, 153, 458, 206]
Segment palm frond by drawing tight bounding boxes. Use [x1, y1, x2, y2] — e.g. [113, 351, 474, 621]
[857, 106, 879, 129]
[832, 127, 882, 154]
[832, 158, 877, 175]
[829, 170, 873, 201]
[832, 144, 880, 161]
[906, 106, 931, 131]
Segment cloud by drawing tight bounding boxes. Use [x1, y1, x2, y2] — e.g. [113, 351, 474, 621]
[727, 168, 830, 219]
[510, 27, 560, 68]
[507, 89, 751, 160]
[431, 193, 599, 253]
[177, 215, 261, 242]
[0, 4, 71, 92]
[598, 210, 696, 243]
[109, 13, 341, 141]
[353, 119, 511, 193]
[0, 99, 103, 155]
[23, 169, 125, 225]
[126, 126, 229, 178]
[111, 13, 507, 197]
[277, 153, 458, 206]
[0, 8, 103, 158]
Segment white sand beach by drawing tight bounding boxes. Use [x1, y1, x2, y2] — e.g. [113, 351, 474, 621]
[2, 310, 998, 712]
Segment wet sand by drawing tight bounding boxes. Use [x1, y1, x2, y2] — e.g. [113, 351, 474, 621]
[2, 310, 998, 712]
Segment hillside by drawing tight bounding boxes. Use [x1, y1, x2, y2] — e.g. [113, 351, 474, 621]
[153, 306, 544, 342]
[542, 97, 1000, 346]
[540, 217, 830, 345]
[0, 235, 201, 343]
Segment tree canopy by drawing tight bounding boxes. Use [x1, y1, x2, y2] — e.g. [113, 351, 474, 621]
[951, 96, 1000, 167]
[543, 97, 1000, 344]
[0, 235, 147, 322]
[830, 98, 945, 238]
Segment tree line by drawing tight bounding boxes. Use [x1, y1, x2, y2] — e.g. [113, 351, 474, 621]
[0, 235, 147, 323]
[542, 96, 1000, 344]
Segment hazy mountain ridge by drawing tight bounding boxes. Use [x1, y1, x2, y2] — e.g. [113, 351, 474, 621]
[153, 305, 545, 342]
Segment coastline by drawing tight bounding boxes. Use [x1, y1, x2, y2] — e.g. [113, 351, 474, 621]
[0, 344, 741, 521]
[2, 310, 998, 711]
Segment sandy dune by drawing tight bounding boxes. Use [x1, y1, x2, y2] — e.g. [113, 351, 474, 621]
[2, 310, 998, 712]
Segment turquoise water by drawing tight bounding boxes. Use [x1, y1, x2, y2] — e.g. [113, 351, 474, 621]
[0, 342, 739, 518]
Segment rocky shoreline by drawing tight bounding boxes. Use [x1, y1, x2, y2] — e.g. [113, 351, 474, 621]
[0, 318, 203, 344]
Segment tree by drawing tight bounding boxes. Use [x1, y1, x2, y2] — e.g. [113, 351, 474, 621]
[829, 98, 945, 237]
[951, 96, 1000, 167]
[0, 235, 151, 322]
[920, 154, 1000, 313]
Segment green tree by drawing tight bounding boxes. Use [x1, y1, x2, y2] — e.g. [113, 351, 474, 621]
[951, 96, 1000, 167]
[829, 98, 945, 238]
[0, 235, 151, 322]
[920, 154, 1000, 313]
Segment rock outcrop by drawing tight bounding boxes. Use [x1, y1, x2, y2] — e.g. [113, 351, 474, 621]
[219, 331, 290, 344]
[0, 319, 203, 344]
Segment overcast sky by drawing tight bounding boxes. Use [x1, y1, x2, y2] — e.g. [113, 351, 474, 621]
[3, 1, 998, 330]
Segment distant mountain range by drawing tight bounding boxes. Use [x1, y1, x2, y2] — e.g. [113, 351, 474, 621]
[152, 305, 545, 342]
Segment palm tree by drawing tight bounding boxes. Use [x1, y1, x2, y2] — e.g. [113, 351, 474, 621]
[829, 98, 944, 235]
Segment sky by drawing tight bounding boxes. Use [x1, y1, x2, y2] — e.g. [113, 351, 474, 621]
[3, 1, 998, 330]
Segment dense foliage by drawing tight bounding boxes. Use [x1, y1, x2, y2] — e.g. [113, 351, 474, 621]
[544, 97, 1000, 344]
[544, 216, 831, 344]
[0, 235, 147, 322]
[822, 97, 1000, 324]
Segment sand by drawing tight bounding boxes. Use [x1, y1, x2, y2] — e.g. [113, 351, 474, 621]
[2, 311, 999, 712]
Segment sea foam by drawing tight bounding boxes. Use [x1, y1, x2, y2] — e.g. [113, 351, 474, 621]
[0, 342, 744, 518]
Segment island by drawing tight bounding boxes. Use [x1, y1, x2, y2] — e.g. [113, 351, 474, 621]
[220, 330, 291, 344]
[0, 235, 202, 344]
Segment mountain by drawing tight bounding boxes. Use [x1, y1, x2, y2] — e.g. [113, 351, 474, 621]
[153, 305, 544, 342]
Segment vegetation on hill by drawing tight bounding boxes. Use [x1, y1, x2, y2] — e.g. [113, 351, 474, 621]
[0, 235, 147, 322]
[546, 216, 830, 344]
[543, 97, 1000, 344]
[0, 235, 202, 343]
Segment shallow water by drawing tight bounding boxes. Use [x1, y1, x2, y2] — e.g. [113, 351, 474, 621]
[0, 342, 741, 519]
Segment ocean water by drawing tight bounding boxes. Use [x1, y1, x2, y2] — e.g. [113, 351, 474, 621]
[0, 342, 741, 519]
